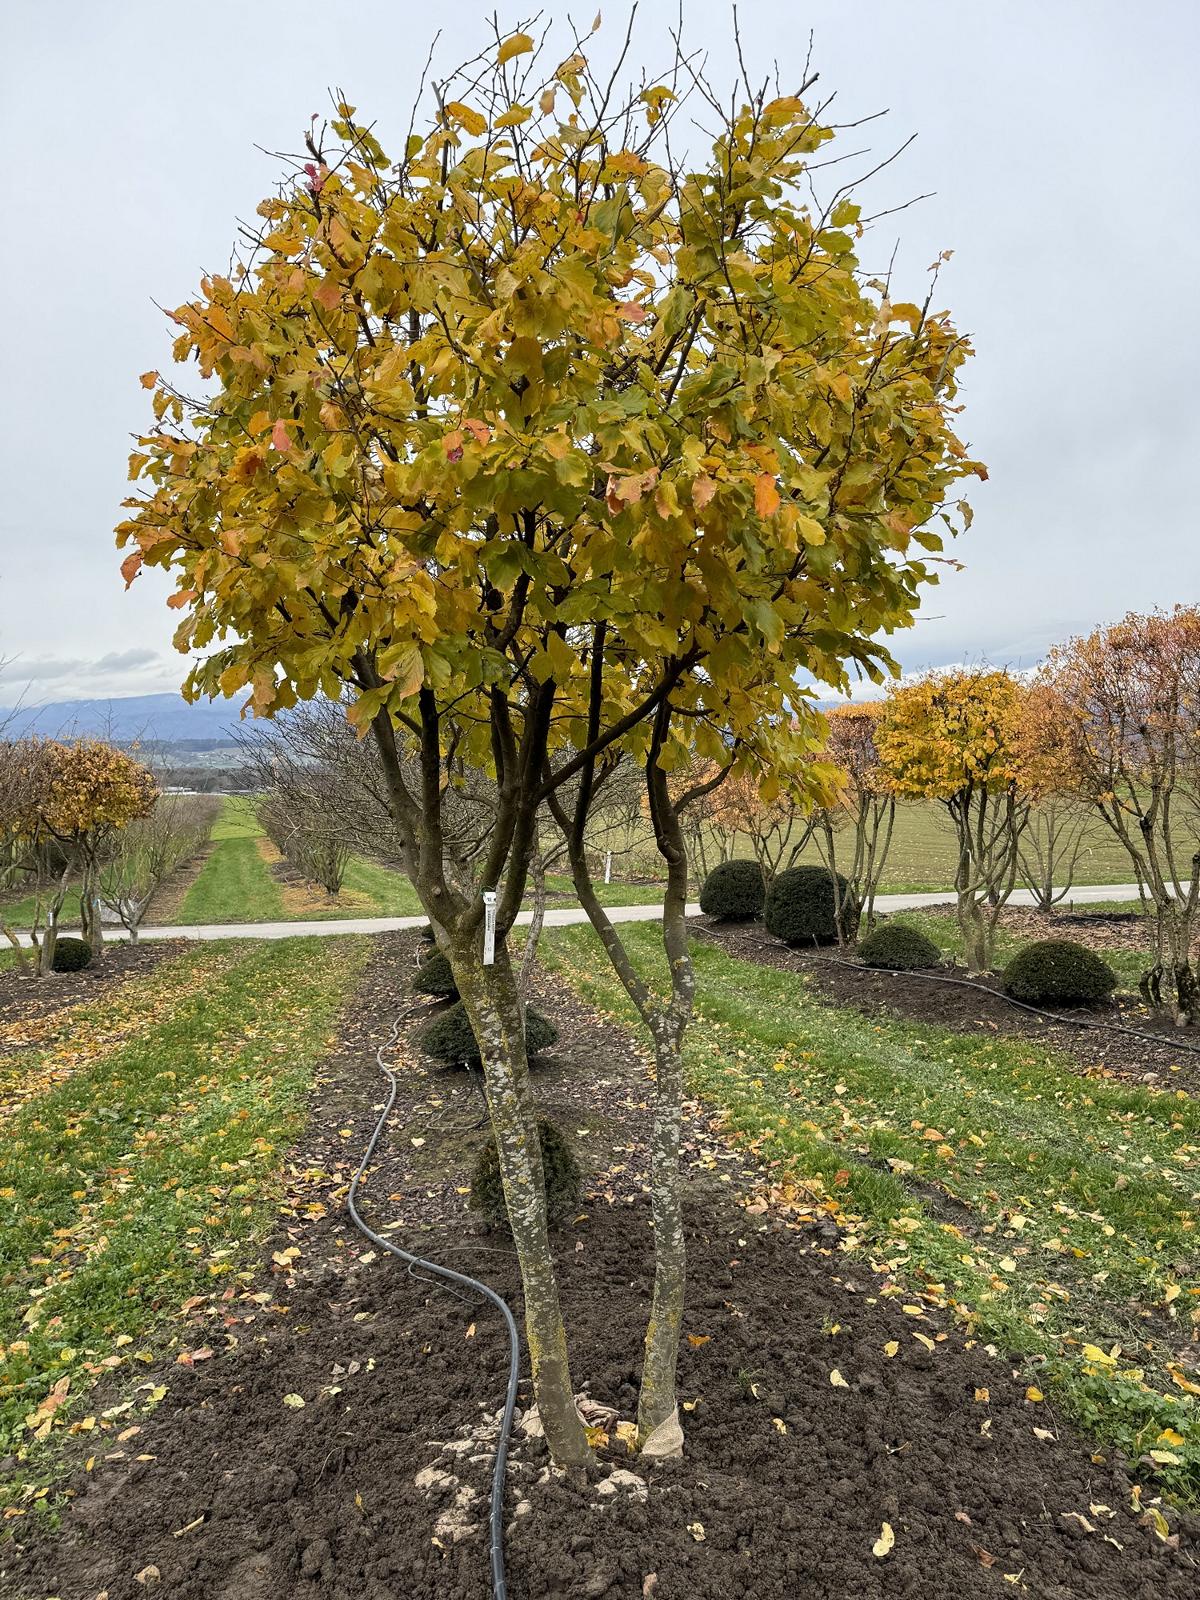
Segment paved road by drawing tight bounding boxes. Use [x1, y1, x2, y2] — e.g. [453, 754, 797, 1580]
[12, 883, 1145, 945]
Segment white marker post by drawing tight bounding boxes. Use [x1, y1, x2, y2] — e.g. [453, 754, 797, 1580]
[482, 889, 497, 967]
[604, 850, 613, 885]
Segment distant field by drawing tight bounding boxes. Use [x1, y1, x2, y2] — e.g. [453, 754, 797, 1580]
[783, 803, 1139, 894]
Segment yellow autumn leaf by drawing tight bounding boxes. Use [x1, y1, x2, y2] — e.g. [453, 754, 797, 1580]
[1025, 1386, 1044, 1403]
[829, 1369, 849, 1388]
[495, 105, 532, 128]
[498, 32, 534, 64]
[445, 101, 487, 137]
[872, 1522, 895, 1558]
[883, 1341, 899, 1358]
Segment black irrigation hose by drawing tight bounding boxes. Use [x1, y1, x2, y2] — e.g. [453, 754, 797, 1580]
[347, 1014, 520, 1600]
[805, 949, 1200, 1060]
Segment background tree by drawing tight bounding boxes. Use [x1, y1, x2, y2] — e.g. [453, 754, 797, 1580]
[811, 701, 895, 942]
[120, 21, 981, 1459]
[7, 739, 158, 971]
[1013, 679, 1098, 913]
[0, 738, 51, 969]
[705, 767, 817, 888]
[1046, 607, 1200, 1022]
[99, 795, 216, 940]
[878, 671, 1025, 971]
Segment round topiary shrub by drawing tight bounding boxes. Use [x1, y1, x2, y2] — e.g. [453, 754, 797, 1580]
[413, 950, 459, 999]
[50, 937, 92, 974]
[763, 866, 850, 947]
[857, 922, 942, 971]
[419, 1001, 559, 1067]
[1002, 940, 1117, 1007]
[700, 859, 766, 922]
[471, 1118, 581, 1232]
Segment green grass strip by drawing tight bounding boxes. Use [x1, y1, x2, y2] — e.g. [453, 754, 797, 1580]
[542, 920, 1200, 1500]
[0, 935, 367, 1471]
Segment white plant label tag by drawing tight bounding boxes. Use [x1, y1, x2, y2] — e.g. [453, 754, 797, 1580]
[482, 889, 497, 966]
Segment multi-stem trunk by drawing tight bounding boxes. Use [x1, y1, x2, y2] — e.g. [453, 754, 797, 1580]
[449, 943, 591, 1468]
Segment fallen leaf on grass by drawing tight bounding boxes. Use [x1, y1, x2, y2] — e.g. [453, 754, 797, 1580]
[872, 1522, 895, 1558]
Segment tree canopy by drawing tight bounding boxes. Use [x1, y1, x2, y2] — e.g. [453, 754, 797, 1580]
[119, 31, 984, 824]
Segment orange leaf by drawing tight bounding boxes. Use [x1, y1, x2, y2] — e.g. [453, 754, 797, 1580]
[121, 551, 144, 588]
[686, 1333, 711, 1348]
[271, 419, 292, 453]
[754, 473, 780, 517]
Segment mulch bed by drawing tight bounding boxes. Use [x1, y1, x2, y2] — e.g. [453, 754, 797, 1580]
[694, 919, 1200, 1094]
[3, 933, 1197, 1600]
[0, 941, 185, 1028]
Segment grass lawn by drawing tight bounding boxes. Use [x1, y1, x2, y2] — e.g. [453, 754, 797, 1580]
[171, 797, 672, 925]
[175, 796, 285, 924]
[0, 935, 368, 1522]
[544, 921, 1200, 1500]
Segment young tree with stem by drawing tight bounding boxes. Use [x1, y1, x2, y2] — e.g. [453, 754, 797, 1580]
[878, 671, 1026, 972]
[811, 702, 895, 943]
[1013, 680, 1097, 914]
[1046, 607, 1200, 1023]
[119, 19, 980, 1461]
[8, 740, 157, 971]
[99, 795, 215, 940]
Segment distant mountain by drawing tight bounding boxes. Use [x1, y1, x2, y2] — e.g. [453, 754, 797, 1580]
[0, 693, 249, 745]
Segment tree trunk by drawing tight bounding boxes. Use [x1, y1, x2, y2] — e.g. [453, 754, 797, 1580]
[452, 948, 591, 1468]
[518, 853, 547, 998]
[638, 1023, 686, 1447]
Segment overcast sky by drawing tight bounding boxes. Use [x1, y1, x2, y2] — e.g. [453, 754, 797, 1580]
[2, 0, 1196, 707]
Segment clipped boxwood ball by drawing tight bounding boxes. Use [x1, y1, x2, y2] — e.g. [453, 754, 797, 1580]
[419, 1001, 559, 1067]
[471, 1118, 581, 1232]
[700, 859, 766, 922]
[857, 922, 942, 971]
[1002, 940, 1117, 1007]
[413, 950, 459, 998]
[50, 937, 92, 973]
[763, 866, 850, 947]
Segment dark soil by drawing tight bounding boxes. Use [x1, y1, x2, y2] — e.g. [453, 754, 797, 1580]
[696, 919, 1200, 1094]
[0, 940, 185, 1025]
[3, 934, 1197, 1600]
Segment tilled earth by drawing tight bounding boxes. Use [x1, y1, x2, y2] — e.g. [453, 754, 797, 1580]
[3, 934, 1197, 1600]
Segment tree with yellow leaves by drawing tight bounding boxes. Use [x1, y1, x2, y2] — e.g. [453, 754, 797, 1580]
[878, 671, 1025, 971]
[7, 739, 157, 971]
[119, 20, 981, 1459]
